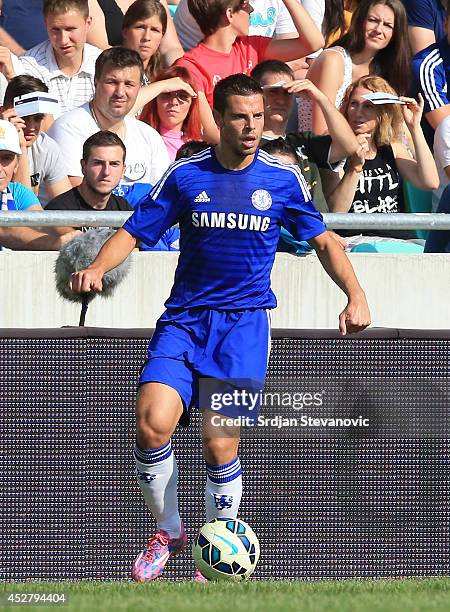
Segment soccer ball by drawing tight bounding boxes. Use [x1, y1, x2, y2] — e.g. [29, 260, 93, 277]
[192, 518, 260, 581]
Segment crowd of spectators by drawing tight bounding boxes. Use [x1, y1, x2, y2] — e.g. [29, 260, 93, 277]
[0, 0, 449, 252]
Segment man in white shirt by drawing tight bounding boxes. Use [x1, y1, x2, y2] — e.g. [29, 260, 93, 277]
[48, 46, 170, 188]
[0, 0, 101, 116]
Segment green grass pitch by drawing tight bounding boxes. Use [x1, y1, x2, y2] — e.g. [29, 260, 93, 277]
[1, 579, 449, 612]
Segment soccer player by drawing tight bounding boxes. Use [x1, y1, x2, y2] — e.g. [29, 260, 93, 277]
[69, 73, 371, 582]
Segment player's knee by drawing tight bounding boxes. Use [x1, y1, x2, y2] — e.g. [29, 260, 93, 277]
[135, 386, 182, 449]
[136, 407, 173, 450]
[203, 437, 239, 465]
[137, 425, 171, 450]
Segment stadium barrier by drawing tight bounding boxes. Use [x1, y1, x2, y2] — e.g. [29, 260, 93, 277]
[1, 327, 448, 581]
[2, 211, 450, 230]
[1, 250, 450, 329]
[2, 211, 450, 328]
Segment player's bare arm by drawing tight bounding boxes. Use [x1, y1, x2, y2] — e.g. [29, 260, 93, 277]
[308, 231, 371, 335]
[69, 228, 137, 293]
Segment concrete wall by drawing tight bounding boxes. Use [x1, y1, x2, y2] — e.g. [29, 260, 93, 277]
[1, 251, 449, 328]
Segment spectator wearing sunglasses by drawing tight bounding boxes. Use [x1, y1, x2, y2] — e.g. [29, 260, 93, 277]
[140, 65, 201, 160]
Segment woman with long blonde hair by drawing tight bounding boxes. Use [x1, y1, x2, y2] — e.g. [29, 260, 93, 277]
[323, 75, 438, 241]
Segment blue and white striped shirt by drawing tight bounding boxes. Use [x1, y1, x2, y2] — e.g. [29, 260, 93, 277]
[412, 37, 450, 113]
[123, 147, 326, 311]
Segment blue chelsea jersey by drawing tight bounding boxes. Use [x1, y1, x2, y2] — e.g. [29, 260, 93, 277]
[123, 147, 326, 310]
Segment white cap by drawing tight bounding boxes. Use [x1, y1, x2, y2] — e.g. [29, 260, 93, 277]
[261, 80, 288, 90]
[0, 119, 21, 155]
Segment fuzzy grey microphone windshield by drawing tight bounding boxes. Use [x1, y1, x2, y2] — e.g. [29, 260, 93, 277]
[55, 228, 131, 326]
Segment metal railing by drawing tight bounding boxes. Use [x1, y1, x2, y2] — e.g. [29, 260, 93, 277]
[1, 211, 450, 230]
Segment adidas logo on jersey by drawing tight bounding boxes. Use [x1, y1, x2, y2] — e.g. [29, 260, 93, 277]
[194, 190, 211, 202]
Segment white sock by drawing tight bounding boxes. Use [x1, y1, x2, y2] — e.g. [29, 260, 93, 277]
[205, 457, 243, 521]
[134, 439, 182, 538]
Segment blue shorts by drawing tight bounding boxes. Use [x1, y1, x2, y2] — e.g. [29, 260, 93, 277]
[139, 308, 271, 415]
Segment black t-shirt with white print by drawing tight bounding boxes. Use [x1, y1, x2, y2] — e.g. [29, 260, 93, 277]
[341, 144, 415, 239]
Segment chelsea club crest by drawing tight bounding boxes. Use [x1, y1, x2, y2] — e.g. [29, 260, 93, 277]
[251, 189, 272, 211]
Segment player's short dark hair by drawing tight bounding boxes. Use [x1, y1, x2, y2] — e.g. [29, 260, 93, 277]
[175, 140, 209, 160]
[3, 76, 48, 109]
[82, 131, 127, 162]
[260, 137, 299, 163]
[250, 60, 294, 84]
[188, 0, 242, 36]
[94, 46, 144, 83]
[43, 0, 89, 19]
[213, 74, 263, 115]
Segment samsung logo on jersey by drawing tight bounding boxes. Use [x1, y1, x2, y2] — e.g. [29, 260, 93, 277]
[192, 212, 270, 231]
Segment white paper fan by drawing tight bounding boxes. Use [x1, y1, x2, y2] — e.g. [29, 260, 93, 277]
[361, 92, 406, 105]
